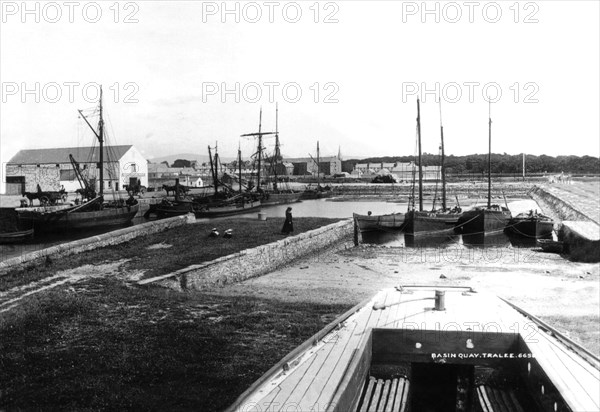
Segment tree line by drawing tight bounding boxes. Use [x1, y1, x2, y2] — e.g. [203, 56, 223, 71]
[342, 154, 599, 175]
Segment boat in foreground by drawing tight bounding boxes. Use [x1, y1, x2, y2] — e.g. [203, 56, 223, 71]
[0, 228, 34, 244]
[353, 212, 405, 232]
[227, 286, 599, 412]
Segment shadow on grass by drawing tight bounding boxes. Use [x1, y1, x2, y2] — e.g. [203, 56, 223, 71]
[0, 277, 352, 411]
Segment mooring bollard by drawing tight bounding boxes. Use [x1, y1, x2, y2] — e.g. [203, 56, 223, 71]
[434, 290, 446, 311]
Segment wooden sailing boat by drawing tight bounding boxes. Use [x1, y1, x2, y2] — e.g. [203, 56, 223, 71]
[193, 143, 260, 218]
[245, 105, 302, 206]
[227, 286, 600, 412]
[456, 103, 511, 235]
[16, 87, 139, 231]
[404, 100, 462, 235]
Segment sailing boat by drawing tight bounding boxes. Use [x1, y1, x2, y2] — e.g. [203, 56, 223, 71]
[16, 87, 139, 231]
[404, 100, 462, 235]
[243, 106, 302, 206]
[193, 144, 261, 218]
[456, 102, 511, 235]
[263, 104, 303, 205]
[300, 141, 333, 200]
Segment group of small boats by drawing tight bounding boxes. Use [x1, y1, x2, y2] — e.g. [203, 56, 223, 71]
[354, 99, 556, 242]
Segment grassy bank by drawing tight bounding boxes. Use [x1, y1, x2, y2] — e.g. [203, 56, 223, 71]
[0, 277, 352, 411]
[0, 217, 343, 292]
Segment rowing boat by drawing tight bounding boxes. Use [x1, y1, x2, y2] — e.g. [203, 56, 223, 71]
[227, 286, 599, 412]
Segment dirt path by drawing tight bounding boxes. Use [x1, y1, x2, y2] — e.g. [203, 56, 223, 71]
[0, 259, 141, 314]
[206, 244, 600, 351]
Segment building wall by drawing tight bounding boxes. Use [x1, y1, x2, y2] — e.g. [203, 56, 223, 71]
[5, 164, 61, 192]
[120, 147, 149, 188]
[5, 146, 148, 194]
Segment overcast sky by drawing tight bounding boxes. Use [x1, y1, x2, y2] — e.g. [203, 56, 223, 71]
[1, 1, 599, 177]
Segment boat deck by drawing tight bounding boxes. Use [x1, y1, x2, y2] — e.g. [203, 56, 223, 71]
[229, 287, 600, 412]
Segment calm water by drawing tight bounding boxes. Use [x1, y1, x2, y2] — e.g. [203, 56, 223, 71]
[0, 199, 539, 262]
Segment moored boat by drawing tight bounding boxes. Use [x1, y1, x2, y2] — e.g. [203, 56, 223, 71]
[457, 205, 512, 235]
[456, 104, 511, 235]
[404, 100, 463, 236]
[14, 87, 139, 232]
[507, 210, 554, 239]
[227, 286, 600, 412]
[194, 196, 260, 218]
[353, 212, 405, 232]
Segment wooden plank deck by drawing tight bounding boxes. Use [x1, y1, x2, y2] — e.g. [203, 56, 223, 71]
[229, 287, 600, 412]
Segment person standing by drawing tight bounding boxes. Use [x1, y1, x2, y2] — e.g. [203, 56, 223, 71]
[281, 207, 293, 235]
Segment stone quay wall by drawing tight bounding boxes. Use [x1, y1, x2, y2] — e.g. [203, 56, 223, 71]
[0, 214, 194, 275]
[149, 219, 354, 291]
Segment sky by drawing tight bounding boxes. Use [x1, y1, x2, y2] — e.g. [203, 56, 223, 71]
[1, 0, 599, 184]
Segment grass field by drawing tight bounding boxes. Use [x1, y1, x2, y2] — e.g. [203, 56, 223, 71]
[0, 278, 351, 411]
[0, 217, 343, 292]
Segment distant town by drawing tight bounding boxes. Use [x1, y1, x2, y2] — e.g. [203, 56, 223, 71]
[4, 144, 599, 195]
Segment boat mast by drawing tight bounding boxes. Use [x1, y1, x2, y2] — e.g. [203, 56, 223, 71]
[272, 103, 280, 187]
[316, 141, 320, 187]
[257, 108, 263, 192]
[417, 98, 423, 212]
[98, 86, 104, 197]
[275, 103, 281, 159]
[77, 85, 105, 199]
[440, 102, 446, 211]
[208, 145, 218, 195]
[238, 143, 243, 194]
[487, 101, 492, 209]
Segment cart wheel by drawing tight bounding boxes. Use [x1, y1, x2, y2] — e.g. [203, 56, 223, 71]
[40, 196, 50, 206]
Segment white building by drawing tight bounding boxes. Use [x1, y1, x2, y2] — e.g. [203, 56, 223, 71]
[5, 145, 148, 194]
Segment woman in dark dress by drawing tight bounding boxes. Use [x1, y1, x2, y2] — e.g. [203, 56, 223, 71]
[281, 207, 293, 235]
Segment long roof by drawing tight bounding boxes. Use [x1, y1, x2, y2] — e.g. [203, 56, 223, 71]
[8, 145, 133, 165]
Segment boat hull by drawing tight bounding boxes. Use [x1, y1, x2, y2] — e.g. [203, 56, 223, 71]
[195, 200, 261, 218]
[261, 192, 303, 206]
[227, 286, 600, 412]
[17, 204, 139, 231]
[507, 218, 554, 239]
[457, 208, 511, 235]
[403, 210, 461, 235]
[353, 212, 405, 232]
[144, 201, 194, 219]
